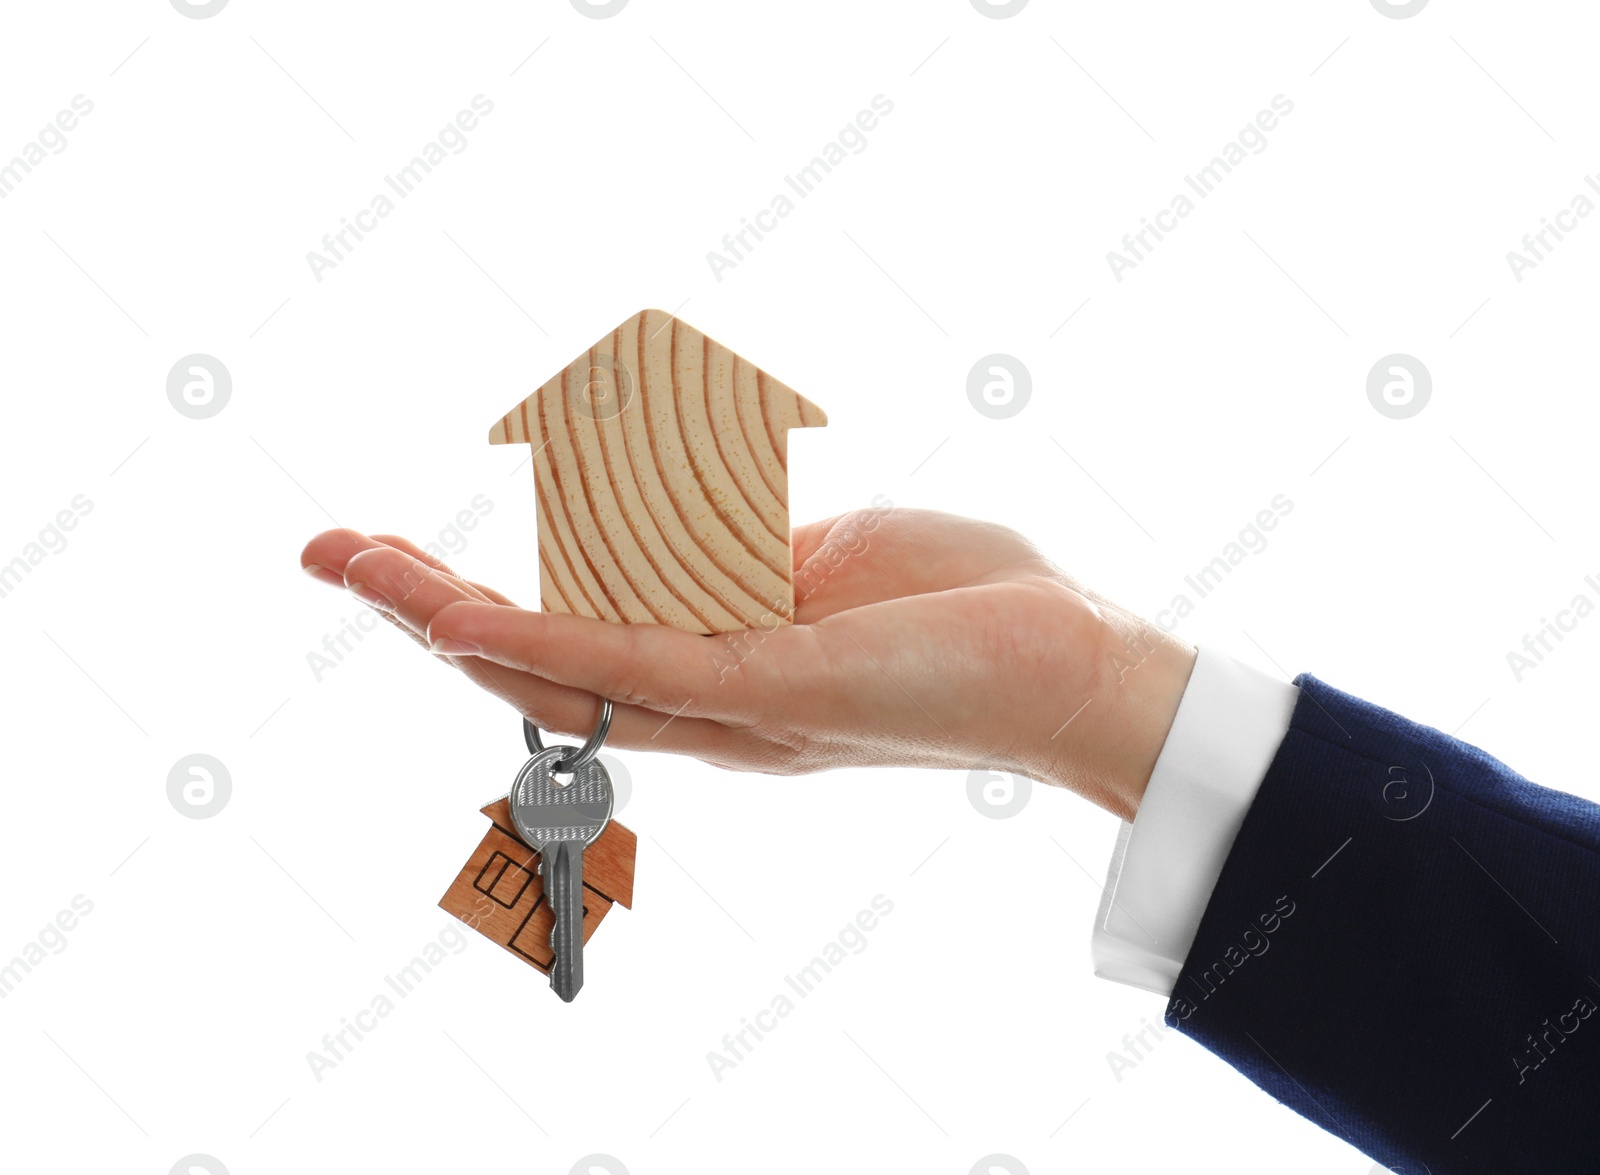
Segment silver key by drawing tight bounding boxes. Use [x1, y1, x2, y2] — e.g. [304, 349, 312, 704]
[510, 745, 614, 1002]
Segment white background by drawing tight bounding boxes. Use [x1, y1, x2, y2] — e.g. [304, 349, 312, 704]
[2, 1, 1596, 1172]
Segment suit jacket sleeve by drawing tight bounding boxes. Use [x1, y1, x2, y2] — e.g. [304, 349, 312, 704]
[1167, 673, 1600, 1174]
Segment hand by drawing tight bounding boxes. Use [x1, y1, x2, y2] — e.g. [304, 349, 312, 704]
[301, 507, 1195, 820]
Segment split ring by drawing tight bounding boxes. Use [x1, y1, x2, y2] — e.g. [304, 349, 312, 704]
[523, 697, 613, 774]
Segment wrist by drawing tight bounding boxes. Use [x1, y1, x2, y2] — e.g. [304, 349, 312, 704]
[1034, 597, 1195, 822]
[1099, 620, 1195, 820]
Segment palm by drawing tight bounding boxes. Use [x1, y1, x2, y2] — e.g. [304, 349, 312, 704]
[736, 509, 1109, 775]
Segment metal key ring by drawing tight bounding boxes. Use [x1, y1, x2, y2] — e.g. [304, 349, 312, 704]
[523, 697, 613, 774]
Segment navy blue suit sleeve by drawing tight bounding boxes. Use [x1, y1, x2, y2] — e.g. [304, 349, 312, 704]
[1167, 674, 1600, 1174]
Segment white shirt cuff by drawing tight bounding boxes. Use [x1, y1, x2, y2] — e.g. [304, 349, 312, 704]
[1090, 647, 1298, 995]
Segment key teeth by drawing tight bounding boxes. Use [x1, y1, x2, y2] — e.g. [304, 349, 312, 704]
[545, 859, 580, 1002]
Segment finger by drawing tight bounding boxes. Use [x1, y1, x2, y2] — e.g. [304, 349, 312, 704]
[343, 548, 647, 731]
[463, 580, 517, 607]
[426, 601, 798, 723]
[343, 548, 737, 753]
[790, 503, 895, 571]
[300, 530, 502, 604]
[364, 534, 519, 607]
[449, 648, 739, 757]
[790, 509, 928, 621]
[367, 534, 463, 577]
[299, 531, 436, 651]
[368, 533, 518, 606]
[791, 514, 850, 571]
[343, 546, 501, 632]
[301, 527, 378, 587]
[377, 607, 431, 651]
[307, 536, 754, 767]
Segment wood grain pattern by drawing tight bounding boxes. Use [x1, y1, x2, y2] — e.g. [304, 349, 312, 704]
[490, 308, 827, 635]
[438, 796, 635, 974]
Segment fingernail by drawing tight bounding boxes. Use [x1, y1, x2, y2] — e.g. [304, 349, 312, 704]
[347, 581, 394, 611]
[303, 563, 345, 588]
[429, 637, 481, 656]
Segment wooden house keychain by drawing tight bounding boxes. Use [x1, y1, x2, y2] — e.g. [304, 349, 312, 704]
[437, 308, 828, 1001]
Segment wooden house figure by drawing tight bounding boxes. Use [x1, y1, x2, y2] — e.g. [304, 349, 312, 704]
[487, 308, 829, 635]
[438, 795, 636, 975]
